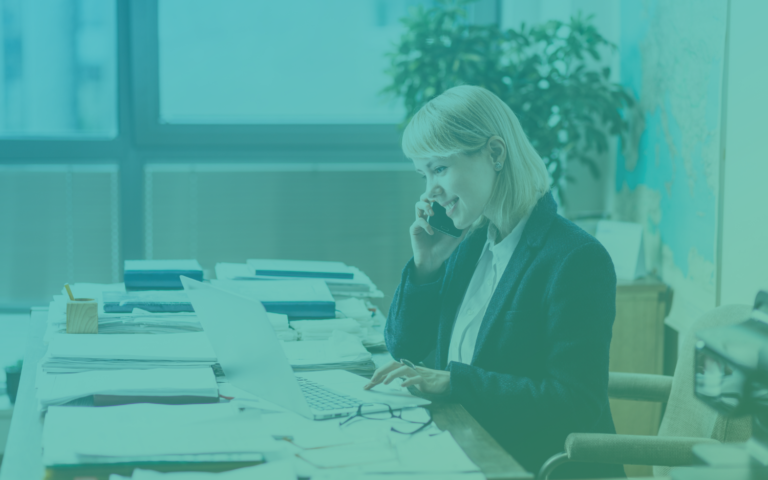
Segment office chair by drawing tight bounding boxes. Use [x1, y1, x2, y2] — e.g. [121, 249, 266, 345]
[539, 304, 753, 479]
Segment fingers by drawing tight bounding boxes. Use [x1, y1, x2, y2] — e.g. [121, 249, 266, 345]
[400, 375, 424, 388]
[415, 199, 434, 220]
[410, 218, 434, 236]
[383, 365, 416, 385]
[364, 361, 402, 390]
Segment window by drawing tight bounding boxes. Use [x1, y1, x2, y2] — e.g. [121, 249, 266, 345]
[157, 0, 428, 125]
[0, 0, 117, 137]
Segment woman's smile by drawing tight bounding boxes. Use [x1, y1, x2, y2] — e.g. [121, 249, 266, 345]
[444, 197, 459, 217]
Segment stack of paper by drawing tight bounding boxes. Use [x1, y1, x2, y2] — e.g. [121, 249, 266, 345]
[58, 312, 202, 335]
[124, 260, 204, 289]
[37, 368, 219, 411]
[212, 279, 335, 319]
[247, 259, 383, 298]
[282, 331, 375, 376]
[43, 404, 277, 469]
[289, 318, 362, 341]
[215, 260, 384, 298]
[267, 312, 298, 342]
[110, 462, 296, 480]
[291, 298, 385, 349]
[214, 262, 255, 281]
[46, 296, 296, 340]
[40, 332, 218, 374]
[103, 291, 194, 313]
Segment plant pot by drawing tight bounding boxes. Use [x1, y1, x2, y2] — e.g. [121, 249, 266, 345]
[5, 366, 22, 405]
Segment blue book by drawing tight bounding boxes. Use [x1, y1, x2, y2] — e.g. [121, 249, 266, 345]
[124, 260, 203, 290]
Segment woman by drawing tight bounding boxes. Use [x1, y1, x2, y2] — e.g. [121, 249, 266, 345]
[364, 86, 624, 479]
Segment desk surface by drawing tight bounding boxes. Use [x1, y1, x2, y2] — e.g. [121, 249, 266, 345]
[0, 309, 531, 480]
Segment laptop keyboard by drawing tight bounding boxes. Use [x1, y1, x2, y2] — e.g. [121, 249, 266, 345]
[297, 376, 360, 411]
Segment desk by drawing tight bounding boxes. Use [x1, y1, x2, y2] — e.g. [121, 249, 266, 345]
[0, 309, 532, 480]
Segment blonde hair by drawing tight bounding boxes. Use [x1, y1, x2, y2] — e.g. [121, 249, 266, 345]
[402, 85, 550, 235]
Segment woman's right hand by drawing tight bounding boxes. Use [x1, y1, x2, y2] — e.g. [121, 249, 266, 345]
[410, 193, 466, 281]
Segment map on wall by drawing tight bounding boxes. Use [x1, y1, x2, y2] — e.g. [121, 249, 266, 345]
[616, 0, 727, 331]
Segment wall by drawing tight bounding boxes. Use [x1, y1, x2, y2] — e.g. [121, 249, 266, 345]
[614, 0, 728, 333]
[145, 164, 424, 313]
[718, 0, 768, 306]
[0, 164, 424, 314]
[0, 165, 119, 308]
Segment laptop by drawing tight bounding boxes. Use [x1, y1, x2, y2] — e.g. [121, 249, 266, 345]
[181, 277, 430, 420]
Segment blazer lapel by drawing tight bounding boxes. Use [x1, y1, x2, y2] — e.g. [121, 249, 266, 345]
[470, 192, 558, 365]
[435, 228, 487, 369]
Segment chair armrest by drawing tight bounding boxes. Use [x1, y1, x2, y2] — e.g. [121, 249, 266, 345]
[608, 372, 673, 402]
[564, 433, 719, 466]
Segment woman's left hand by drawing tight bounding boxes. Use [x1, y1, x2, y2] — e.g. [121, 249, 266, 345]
[364, 360, 450, 395]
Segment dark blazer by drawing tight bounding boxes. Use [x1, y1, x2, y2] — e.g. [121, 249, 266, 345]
[385, 191, 625, 479]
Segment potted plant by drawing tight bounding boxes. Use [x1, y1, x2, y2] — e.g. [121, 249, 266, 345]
[5, 359, 23, 404]
[383, 0, 634, 205]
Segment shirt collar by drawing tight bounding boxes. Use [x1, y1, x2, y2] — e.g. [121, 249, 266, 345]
[484, 211, 532, 261]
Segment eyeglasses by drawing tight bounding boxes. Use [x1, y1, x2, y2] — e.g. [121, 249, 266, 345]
[339, 403, 433, 435]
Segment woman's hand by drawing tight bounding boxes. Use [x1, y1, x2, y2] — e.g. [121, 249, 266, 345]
[364, 360, 450, 395]
[411, 193, 466, 281]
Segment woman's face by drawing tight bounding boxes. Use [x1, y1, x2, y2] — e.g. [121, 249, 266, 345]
[413, 151, 497, 230]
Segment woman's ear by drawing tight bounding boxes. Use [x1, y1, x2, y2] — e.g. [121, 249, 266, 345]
[488, 136, 507, 167]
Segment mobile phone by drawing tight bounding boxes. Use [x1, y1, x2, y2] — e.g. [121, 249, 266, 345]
[427, 201, 463, 238]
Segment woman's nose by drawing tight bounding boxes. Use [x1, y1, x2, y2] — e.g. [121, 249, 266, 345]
[426, 178, 443, 199]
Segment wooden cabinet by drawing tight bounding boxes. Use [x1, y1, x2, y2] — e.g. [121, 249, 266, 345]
[609, 277, 673, 477]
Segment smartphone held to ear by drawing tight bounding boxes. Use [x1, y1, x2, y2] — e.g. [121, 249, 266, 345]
[428, 202, 464, 238]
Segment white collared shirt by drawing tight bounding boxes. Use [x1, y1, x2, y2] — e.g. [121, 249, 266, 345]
[447, 212, 531, 365]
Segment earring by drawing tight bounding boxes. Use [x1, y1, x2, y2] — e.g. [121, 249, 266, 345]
[494, 162, 503, 171]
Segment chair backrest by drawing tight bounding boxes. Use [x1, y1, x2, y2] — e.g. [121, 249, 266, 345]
[653, 304, 753, 477]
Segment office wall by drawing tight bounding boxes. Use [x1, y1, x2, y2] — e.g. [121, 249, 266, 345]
[614, 0, 728, 333]
[718, 0, 768, 306]
[0, 162, 423, 314]
[145, 164, 424, 312]
[0, 165, 119, 308]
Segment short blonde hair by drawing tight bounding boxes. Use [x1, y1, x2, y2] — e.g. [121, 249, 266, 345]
[402, 85, 550, 235]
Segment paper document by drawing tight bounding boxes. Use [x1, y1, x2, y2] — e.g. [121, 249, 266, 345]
[41, 332, 217, 373]
[281, 331, 374, 376]
[595, 220, 647, 280]
[247, 259, 354, 279]
[37, 368, 218, 411]
[109, 461, 296, 479]
[212, 279, 335, 318]
[103, 291, 193, 313]
[43, 403, 278, 466]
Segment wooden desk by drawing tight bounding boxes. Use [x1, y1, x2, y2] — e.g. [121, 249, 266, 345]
[0, 309, 532, 480]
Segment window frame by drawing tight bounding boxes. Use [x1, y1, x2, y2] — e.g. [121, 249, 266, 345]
[0, 0, 498, 310]
[130, 0, 404, 150]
